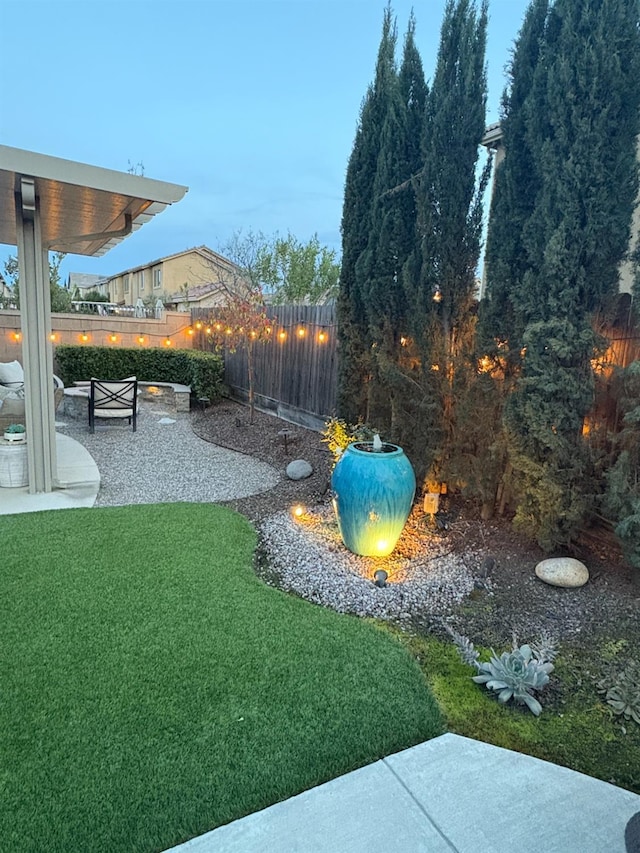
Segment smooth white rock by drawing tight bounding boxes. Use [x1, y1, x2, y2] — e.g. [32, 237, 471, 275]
[535, 557, 589, 589]
[286, 459, 313, 480]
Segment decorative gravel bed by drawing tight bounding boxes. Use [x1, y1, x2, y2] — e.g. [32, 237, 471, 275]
[258, 505, 482, 622]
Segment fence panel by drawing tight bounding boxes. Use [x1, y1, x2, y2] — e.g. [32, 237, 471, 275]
[193, 303, 337, 428]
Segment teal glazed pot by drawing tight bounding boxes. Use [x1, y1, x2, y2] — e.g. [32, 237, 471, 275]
[331, 442, 416, 557]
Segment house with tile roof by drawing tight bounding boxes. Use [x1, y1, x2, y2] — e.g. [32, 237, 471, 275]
[97, 245, 242, 310]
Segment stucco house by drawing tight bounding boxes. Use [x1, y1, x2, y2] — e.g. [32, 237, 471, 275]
[98, 245, 242, 310]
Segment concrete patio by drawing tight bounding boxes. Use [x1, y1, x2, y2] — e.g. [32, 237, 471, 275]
[166, 734, 640, 853]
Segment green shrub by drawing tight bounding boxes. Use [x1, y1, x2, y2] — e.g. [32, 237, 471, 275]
[54, 345, 224, 402]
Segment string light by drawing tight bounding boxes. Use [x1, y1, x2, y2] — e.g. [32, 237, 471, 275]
[12, 330, 22, 342]
[34, 319, 339, 350]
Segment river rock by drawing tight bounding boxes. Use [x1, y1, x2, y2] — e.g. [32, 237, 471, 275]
[535, 557, 589, 589]
[286, 459, 313, 480]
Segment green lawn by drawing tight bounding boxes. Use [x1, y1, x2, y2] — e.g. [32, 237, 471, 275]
[2, 503, 443, 853]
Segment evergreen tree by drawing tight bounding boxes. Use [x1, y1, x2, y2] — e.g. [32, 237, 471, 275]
[361, 12, 428, 439]
[337, 6, 397, 424]
[478, 0, 549, 358]
[406, 0, 489, 486]
[486, 0, 640, 548]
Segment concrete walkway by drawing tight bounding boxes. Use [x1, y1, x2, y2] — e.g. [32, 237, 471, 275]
[166, 734, 639, 853]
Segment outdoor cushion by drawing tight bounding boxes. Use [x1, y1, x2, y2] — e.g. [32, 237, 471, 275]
[0, 384, 22, 401]
[0, 360, 24, 388]
[0, 396, 26, 418]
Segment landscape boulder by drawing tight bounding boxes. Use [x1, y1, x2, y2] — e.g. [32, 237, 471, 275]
[286, 459, 313, 480]
[535, 557, 589, 589]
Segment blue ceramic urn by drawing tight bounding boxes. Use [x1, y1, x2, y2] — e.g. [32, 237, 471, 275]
[331, 440, 416, 557]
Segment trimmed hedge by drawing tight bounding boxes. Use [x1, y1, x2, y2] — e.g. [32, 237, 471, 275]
[55, 345, 224, 402]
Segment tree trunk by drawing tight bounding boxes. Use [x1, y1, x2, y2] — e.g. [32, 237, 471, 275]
[247, 340, 255, 424]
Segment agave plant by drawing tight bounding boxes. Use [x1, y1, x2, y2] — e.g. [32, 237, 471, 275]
[472, 644, 554, 716]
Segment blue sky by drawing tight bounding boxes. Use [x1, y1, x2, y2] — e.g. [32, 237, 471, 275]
[0, 0, 530, 282]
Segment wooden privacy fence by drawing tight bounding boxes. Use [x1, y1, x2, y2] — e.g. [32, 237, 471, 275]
[192, 303, 337, 430]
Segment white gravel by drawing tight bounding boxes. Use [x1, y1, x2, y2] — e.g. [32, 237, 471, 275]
[56, 403, 280, 507]
[259, 506, 487, 623]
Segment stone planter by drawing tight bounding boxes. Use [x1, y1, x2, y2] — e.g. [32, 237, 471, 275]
[331, 441, 416, 557]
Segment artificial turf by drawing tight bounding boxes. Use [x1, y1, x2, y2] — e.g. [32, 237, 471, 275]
[2, 503, 443, 853]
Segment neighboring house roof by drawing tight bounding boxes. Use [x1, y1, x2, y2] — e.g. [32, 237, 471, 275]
[104, 245, 240, 280]
[166, 282, 228, 304]
[481, 122, 503, 149]
[66, 272, 107, 291]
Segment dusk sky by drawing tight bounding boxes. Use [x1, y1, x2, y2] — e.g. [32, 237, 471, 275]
[1, 0, 531, 283]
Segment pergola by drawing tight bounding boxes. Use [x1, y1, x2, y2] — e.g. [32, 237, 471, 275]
[0, 145, 188, 493]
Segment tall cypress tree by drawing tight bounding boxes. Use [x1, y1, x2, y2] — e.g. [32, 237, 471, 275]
[479, 0, 549, 358]
[494, 0, 640, 548]
[361, 12, 428, 439]
[337, 6, 398, 424]
[406, 0, 489, 486]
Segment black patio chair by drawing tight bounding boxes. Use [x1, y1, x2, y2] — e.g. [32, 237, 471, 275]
[89, 378, 138, 434]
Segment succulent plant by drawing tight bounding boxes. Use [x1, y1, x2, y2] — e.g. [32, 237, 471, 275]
[446, 626, 556, 716]
[472, 644, 554, 716]
[598, 662, 640, 725]
[5, 423, 26, 434]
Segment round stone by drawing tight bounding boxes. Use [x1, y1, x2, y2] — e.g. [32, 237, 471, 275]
[535, 557, 589, 589]
[286, 459, 313, 480]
